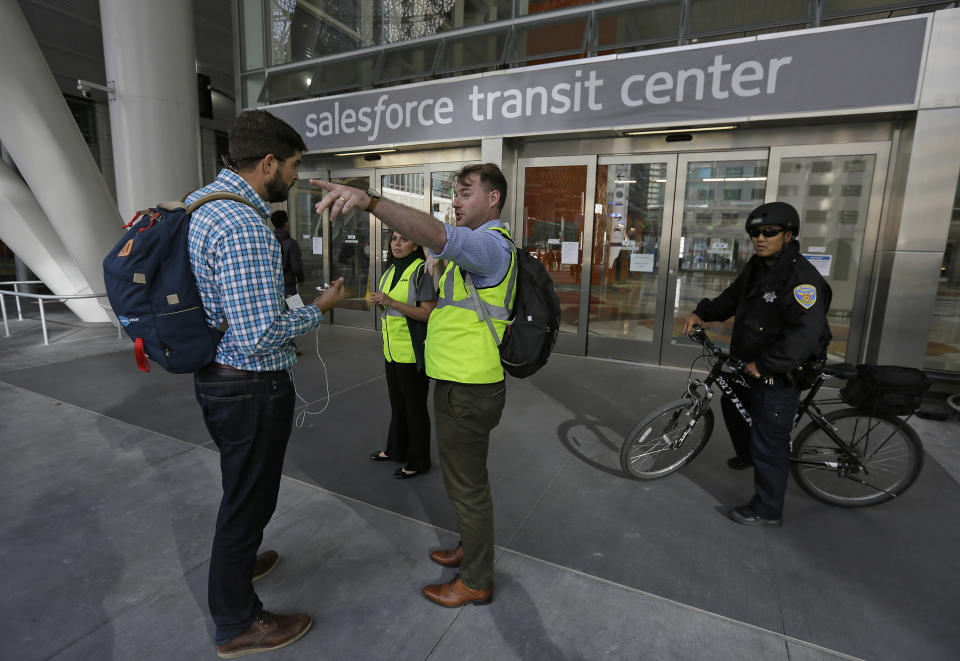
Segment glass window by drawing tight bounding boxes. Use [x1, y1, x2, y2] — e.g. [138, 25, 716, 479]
[594, 0, 681, 51]
[261, 66, 316, 104]
[925, 170, 960, 374]
[687, 0, 811, 36]
[376, 41, 440, 84]
[506, 16, 589, 64]
[240, 0, 265, 71]
[309, 53, 379, 95]
[242, 73, 265, 108]
[269, 0, 513, 65]
[431, 171, 458, 224]
[775, 154, 877, 362]
[435, 28, 510, 75]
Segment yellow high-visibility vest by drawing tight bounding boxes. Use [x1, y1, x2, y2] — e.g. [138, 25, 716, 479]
[378, 258, 424, 364]
[425, 227, 517, 383]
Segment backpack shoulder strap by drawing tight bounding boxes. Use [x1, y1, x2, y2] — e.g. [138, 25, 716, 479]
[157, 191, 263, 217]
[464, 272, 501, 349]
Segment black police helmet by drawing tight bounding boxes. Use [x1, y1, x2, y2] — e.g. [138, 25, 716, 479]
[745, 202, 800, 236]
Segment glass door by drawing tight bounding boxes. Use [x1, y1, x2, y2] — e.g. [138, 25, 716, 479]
[662, 151, 770, 366]
[288, 170, 329, 319]
[766, 142, 890, 363]
[589, 156, 678, 363]
[328, 169, 375, 327]
[516, 156, 597, 355]
[375, 167, 429, 330]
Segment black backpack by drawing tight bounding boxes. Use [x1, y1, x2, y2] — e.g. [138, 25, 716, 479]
[465, 231, 561, 378]
[102, 192, 260, 373]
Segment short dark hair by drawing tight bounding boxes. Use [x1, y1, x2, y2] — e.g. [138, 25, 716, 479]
[457, 163, 508, 213]
[227, 110, 306, 172]
[270, 209, 288, 229]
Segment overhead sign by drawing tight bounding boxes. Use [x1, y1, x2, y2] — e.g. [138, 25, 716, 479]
[268, 17, 927, 152]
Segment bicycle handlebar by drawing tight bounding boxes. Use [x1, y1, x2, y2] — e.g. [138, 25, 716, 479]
[688, 325, 748, 373]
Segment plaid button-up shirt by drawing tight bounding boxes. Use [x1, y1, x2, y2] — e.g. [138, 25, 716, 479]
[186, 169, 322, 371]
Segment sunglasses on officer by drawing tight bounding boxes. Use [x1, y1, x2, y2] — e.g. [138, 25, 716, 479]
[748, 226, 785, 238]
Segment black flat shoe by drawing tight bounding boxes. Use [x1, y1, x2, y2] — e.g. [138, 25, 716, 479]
[728, 505, 782, 527]
[370, 450, 391, 461]
[726, 456, 754, 470]
[394, 467, 424, 479]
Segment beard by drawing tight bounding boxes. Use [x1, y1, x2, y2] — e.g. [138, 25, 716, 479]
[264, 169, 292, 203]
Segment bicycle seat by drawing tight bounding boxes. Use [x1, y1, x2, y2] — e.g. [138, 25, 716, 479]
[820, 362, 859, 380]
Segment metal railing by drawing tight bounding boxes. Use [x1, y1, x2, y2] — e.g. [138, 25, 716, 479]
[0, 280, 121, 346]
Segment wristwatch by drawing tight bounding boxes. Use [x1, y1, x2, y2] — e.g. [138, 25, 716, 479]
[365, 188, 381, 213]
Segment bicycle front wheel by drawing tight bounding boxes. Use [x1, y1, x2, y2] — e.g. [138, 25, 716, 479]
[620, 398, 714, 480]
[791, 408, 923, 507]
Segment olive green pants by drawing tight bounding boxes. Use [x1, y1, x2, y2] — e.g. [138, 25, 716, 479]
[433, 379, 506, 591]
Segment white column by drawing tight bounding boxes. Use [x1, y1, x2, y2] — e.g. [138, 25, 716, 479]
[0, 0, 117, 321]
[0, 162, 106, 321]
[99, 0, 202, 220]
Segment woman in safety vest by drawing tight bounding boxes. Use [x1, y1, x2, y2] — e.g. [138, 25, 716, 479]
[368, 231, 438, 478]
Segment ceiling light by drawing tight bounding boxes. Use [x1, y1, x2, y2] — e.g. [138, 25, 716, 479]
[623, 125, 738, 136]
[334, 148, 398, 157]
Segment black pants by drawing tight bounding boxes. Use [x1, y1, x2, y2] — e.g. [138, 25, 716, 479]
[194, 365, 294, 644]
[384, 360, 431, 472]
[721, 380, 800, 519]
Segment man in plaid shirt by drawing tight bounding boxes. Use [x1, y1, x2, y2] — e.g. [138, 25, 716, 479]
[187, 110, 344, 658]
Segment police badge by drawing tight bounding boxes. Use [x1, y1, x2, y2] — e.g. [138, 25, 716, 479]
[762, 291, 777, 303]
[793, 284, 817, 309]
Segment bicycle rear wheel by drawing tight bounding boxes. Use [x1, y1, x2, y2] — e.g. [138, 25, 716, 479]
[620, 398, 714, 480]
[791, 408, 923, 507]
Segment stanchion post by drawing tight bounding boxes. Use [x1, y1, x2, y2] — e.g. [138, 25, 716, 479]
[38, 299, 49, 345]
[13, 283, 23, 320]
[1, 293, 8, 337]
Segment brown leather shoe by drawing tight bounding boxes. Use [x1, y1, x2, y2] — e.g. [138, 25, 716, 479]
[215, 611, 311, 658]
[430, 544, 463, 568]
[422, 577, 492, 608]
[252, 550, 279, 582]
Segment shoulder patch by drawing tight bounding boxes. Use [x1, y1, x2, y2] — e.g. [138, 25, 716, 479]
[793, 284, 817, 309]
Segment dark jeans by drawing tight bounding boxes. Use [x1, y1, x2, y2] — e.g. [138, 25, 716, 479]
[433, 380, 506, 591]
[384, 360, 431, 472]
[283, 282, 298, 297]
[721, 380, 800, 519]
[194, 365, 295, 645]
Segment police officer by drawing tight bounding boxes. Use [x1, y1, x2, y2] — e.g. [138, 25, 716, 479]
[681, 202, 831, 526]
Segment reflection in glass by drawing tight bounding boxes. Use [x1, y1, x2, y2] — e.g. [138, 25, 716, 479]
[522, 166, 587, 334]
[379, 172, 426, 277]
[589, 163, 668, 341]
[925, 170, 960, 374]
[287, 179, 326, 297]
[671, 159, 768, 346]
[431, 171, 457, 224]
[269, 0, 513, 65]
[776, 154, 876, 361]
[329, 175, 371, 311]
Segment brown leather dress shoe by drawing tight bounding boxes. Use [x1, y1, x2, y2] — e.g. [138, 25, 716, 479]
[422, 577, 492, 608]
[430, 544, 463, 567]
[252, 550, 279, 581]
[215, 610, 312, 658]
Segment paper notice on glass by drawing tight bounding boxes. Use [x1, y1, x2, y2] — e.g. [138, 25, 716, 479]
[312, 237, 323, 255]
[803, 253, 832, 277]
[630, 253, 655, 273]
[561, 241, 579, 265]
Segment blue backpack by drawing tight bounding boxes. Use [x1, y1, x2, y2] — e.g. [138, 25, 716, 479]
[102, 192, 260, 373]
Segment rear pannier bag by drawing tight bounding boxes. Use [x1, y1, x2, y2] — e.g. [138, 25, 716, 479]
[840, 364, 931, 415]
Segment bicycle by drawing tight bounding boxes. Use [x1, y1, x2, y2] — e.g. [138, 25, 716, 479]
[619, 326, 924, 507]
